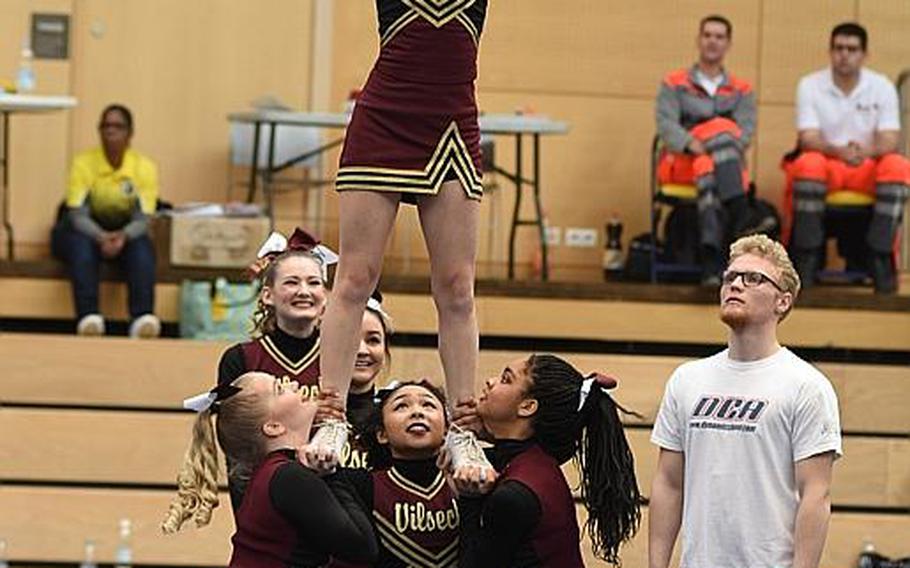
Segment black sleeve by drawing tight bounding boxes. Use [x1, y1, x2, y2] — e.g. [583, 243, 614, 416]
[459, 480, 541, 568]
[270, 463, 378, 564]
[218, 344, 246, 385]
[333, 467, 374, 508]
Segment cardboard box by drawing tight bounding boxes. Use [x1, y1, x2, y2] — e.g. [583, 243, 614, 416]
[169, 215, 270, 268]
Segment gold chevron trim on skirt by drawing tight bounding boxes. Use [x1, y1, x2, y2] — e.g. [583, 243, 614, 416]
[337, 121, 483, 200]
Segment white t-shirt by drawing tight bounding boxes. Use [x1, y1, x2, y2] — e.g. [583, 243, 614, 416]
[695, 69, 724, 97]
[796, 67, 901, 148]
[651, 347, 842, 568]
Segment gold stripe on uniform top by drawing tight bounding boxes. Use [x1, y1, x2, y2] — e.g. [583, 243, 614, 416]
[373, 513, 459, 568]
[337, 122, 483, 198]
[375, 522, 442, 568]
[455, 12, 479, 45]
[403, 0, 477, 28]
[388, 467, 446, 499]
[380, 11, 419, 47]
[260, 335, 320, 375]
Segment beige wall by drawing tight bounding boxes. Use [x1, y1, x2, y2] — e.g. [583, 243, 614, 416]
[327, 0, 910, 274]
[2, 0, 314, 258]
[0, 0, 74, 255]
[4, 1, 910, 273]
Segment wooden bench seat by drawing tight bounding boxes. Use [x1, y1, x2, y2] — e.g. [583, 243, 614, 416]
[2, 486, 907, 568]
[1, 333, 907, 567]
[2, 277, 909, 350]
[3, 335, 908, 434]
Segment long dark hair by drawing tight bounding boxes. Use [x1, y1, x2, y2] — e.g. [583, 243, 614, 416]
[526, 354, 643, 565]
[361, 379, 448, 470]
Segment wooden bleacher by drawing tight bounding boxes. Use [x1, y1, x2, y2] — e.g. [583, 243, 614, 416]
[1, 334, 908, 566]
[2, 259, 910, 350]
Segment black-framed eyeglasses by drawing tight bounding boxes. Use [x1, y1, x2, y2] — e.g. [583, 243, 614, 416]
[99, 122, 129, 131]
[721, 270, 784, 292]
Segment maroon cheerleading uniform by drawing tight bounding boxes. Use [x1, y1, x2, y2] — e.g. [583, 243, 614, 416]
[218, 327, 321, 510]
[459, 440, 584, 568]
[331, 458, 459, 568]
[339, 389, 377, 470]
[230, 449, 377, 568]
[218, 327, 321, 396]
[337, 0, 488, 202]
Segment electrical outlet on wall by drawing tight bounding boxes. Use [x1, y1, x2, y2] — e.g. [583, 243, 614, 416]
[565, 227, 597, 247]
[545, 226, 561, 246]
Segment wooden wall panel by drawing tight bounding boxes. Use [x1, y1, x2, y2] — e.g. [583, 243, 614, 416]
[753, 103, 795, 208]
[563, 434, 910, 509]
[3, 336, 906, 434]
[0, 408, 226, 485]
[857, 0, 910, 82]
[0, 486, 233, 565]
[0, 0, 74, 256]
[328, 0, 910, 274]
[68, 0, 314, 233]
[0, 333, 222, 407]
[329, 0, 376, 107]
[475, 93, 654, 269]
[4, 485, 907, 568]
[478, 0, 760, 99]
[579, 507, 910, 568]
[759, 0, 856, 104]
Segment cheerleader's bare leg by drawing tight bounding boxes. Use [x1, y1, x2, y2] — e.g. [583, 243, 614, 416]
[417, 179, 492, 474]
[416, 179, 479, 406]
[313, 190, 400, 457]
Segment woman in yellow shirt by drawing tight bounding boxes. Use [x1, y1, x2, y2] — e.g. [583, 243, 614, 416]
[51, 104, 160, 337]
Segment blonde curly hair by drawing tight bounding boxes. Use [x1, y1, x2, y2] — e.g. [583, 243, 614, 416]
[729, 234, 801, 319]
[162, 373, 271, 534]
[251, 250, 326, 337]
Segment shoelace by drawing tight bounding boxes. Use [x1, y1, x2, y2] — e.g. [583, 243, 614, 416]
[449, 429, 488, 464]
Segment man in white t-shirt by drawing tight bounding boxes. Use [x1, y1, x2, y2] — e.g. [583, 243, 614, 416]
[649, 234, 842, 568]
[786, 22, 910, 294]
[655, 15, 756, 285]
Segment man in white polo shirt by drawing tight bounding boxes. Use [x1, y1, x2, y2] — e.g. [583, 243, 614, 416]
[649, 234, 842, 568]
[786, 22, 910, 294]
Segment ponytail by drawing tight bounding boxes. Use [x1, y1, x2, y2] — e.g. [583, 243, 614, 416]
[161, 409, 221, 533]
[527, 354, 643, 565]
[577, 388, 642, 564]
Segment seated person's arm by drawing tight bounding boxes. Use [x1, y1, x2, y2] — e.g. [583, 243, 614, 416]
[796, 77, 852, 162]
[869, 81, 902, 159]
[118, 157, 159, 241]
[120, 200, 150, 241]
[656, 82, 699, 154]
[872, 129, 900, 158]
[65, 159, 106, 242]
[798, 129, 856, 164]
[67, 204, 105, 242]
[733, 89, 757, 149]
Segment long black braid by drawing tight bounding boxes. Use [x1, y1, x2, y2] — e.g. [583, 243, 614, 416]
[527, 354, 643, 565]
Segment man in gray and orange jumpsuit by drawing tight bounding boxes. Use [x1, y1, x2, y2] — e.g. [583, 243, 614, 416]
[787, 22, 909, 294]
[656, 14, 756, 285]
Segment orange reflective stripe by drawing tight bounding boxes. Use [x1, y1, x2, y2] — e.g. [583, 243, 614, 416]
[690, 117, 742, 141]
[657, 152, 696, 185]
[875, 154, 910, 185]
[836, 158, 875, 194]
[663, 69, 689, 87]
[693, 154, 715, 177]
[788, 151, 827, 181]
[725, 75, 753, 95]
